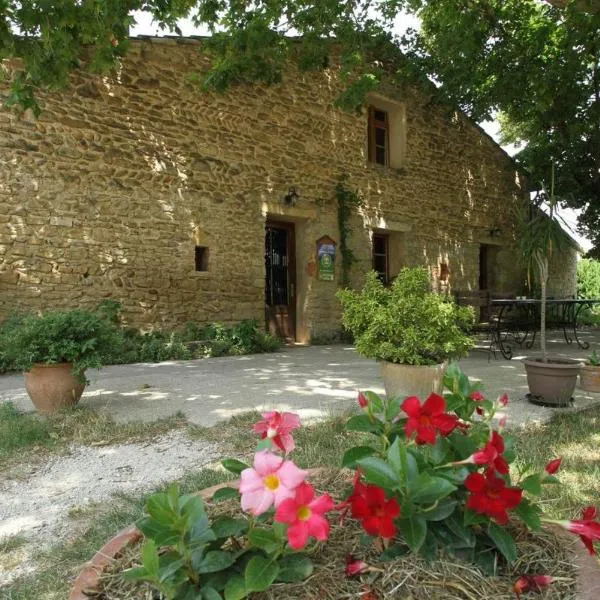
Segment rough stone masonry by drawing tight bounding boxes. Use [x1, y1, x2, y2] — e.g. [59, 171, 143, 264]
[0, 37, 577, 341]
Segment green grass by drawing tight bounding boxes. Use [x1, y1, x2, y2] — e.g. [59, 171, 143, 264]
[4, 407, 600, 599]
[0, 402, 188, 471]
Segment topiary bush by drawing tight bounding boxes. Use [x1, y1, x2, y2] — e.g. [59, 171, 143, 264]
[337, 268, 473, 365]
[576, 259, 600, 326]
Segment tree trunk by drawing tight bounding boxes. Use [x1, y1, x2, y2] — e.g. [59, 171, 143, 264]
[534, 250, 550, 362]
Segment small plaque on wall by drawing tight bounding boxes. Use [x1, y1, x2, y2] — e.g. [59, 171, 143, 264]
[316, 236, 336, 281]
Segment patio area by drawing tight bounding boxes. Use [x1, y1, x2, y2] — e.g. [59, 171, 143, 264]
[1, 330, 599, 430]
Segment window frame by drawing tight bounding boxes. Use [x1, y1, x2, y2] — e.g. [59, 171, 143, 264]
[372, 233, 390, 285]
[368, 106, 390, 166]
[194, 246, 209, 272]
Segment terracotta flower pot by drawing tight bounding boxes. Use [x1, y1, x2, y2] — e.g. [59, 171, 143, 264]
[380, 361, 447, 400]
[580, 365, 600, 393]
[523, 357, 581, 407]
[24, 363, 86, 413]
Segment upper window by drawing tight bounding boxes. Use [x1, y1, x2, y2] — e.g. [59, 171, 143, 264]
[195, 246, 209, 272]
[372, 233, 389, 284]
[368, 107, 389, 166]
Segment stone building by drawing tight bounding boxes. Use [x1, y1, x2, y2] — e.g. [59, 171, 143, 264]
[0, 37, 578, 342]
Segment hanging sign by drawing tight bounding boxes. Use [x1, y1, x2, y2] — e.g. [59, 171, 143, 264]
[316, 236, 336, 281]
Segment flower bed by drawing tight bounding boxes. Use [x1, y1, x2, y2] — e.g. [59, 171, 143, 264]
[73, 364, 600, 599]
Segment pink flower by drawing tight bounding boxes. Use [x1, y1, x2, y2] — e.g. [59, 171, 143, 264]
[514, 575, 553, 597]
[275, 482, 334, 549]
[253, 411, 301, 453]
[544, 458, 562, 475]
[358, 391, 368, 409]
[560, 506, 600, 555]
[470, 391, 485, 401]
[239, 451, 306, 516]
[498, 393, 509, 407]
[499, 416, 508, 429]
[345, 555, 369, 577]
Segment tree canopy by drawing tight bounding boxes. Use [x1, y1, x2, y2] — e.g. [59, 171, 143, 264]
[1, 1, 599, 252]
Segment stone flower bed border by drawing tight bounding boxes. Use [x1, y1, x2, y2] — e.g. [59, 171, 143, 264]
[69, 475, 600, 600]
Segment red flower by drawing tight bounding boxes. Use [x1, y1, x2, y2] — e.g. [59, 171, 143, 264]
[472, 431, 509, 474]
[358, 391, 368, 409]
[253, 411, 300, 453]
[345, 554, 368, 577]
[562, 506, 600, 555]
[498, 393, 509, 407]
[470, 391, 485, 401]
[401, 393, 459, 445]
[544, 458, 562, 475]
[514, 575, 553, 597]
[465, 470, 522, 524]
[499, 416, 508, 429]
[349, 480, 400, 539]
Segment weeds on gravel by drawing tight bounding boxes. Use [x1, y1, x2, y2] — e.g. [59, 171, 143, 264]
[0, 402, 55, 458]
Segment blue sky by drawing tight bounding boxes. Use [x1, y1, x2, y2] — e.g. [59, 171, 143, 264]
[130, 10, 590, 251]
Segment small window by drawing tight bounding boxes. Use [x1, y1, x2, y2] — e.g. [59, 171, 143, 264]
[372, 234, 389, 284]
[368, 106, 389, 166]
[195, 246, 209, 272]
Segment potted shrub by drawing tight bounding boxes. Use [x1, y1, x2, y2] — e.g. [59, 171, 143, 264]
[519, 167, 581, 406]
[580, 350, 600, 393]
[337, 267, 473, 399]
[2, 309, 119, 412]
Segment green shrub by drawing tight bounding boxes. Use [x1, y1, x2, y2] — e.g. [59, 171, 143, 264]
[577, 258, 600, 299]
[0, 313, 26, 373]
[337, 268, 473, 365]
[2, 309, 120, 377]
[136, 332, 192, 362]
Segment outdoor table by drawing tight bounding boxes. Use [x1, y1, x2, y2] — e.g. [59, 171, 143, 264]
[489, 298, 600, 360]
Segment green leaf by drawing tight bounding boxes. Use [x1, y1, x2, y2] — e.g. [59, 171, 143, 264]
[520, 474, 542, 496]
[276, 554, 314, 582]
[342, 445, 377, 468]
[122, 566, 148, 582]
[429, 437, 450, 465]
[248, 528, 280, 554]
[167, 483, 180, 512]
[201, 586, 223, 600]
[410, 473, 457, 505]
[136, 516, 179, 546]
[212, 487, 241, 503]
[194, 550, 235, 574]
[256, 438, 273, 451]
[385, 396, 404, 421]
[445, 515, 475, 548]
[212, 517, 248, 539]
[245, 556, 280, 593]
[157, 552, 186, 583]
[146, 492, 175, 524]
[447, 432, 478, 459]
[222, 458, 250, 475]
[357, 456, 401, 489]
[398, 516, 427, 552]
[488, 523, 517, 563]
[224, 575, 247, 600]
[421, 499, 458, 521]
[141, 539, 159, 576]
[463, 508, 489, 527]
[514, 499, 541, 531]
[364, 391, 384, 414]
[379, 543, 410, 562]
[346, 414, 380, 433]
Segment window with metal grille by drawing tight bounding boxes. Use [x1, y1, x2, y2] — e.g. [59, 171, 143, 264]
[368, 107, 389, 166]
[195, 246, 209, 272]
[372, 233, 389, 284]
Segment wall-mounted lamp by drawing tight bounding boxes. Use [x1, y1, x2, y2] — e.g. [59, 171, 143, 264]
[283, 187, 299, 207]
[489, 228, 502, 238]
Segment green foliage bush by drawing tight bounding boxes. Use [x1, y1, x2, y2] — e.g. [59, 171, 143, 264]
[337, 268, 473, 365]
[576, 259, 600, 326]
[1, 309, 120, 377]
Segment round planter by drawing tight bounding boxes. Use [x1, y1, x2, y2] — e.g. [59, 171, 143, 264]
[380, 361, 447, 400]
[24, 363, 86, 413]
[523, 357, 581, 407]
[580, 365, 600, 393]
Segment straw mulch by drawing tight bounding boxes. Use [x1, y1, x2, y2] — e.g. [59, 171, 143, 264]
[93, 470, 578, 599]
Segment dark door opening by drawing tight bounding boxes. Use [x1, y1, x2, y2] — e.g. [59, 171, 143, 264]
[479, 245, 489, 291]
[265, 222, 296, 341]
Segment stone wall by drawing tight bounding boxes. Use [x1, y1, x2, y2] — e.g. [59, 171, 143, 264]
[0, 37, 578, 339]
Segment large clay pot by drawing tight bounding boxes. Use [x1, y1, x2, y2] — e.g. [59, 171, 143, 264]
[523, 357, 581, 407]
[24, 363, 86, 412]
[580, 365, 600, 393]
[380, 361, 447, 400]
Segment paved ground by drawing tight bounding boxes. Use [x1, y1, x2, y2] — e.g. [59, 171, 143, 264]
[2, 330, 600, 428]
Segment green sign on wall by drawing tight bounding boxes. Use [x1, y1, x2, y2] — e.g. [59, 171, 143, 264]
[317, 236, 336, 281]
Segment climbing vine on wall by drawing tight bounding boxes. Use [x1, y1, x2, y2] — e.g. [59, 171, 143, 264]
[335, 179, 363, 288]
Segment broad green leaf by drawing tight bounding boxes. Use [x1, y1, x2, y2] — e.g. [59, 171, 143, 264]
[248, 528, 280, 553]
[256, 438, 273, 451]
[245, 556, 280, 593]
[379, 542, 410, 562]
[342, 445, 377, 468]
[520, 474, 542, 496]
[224, 575, 247, 600]
[212, 517, 248, 539]
[463, 508, 489, 527]
[222, 458, 250, 475]
[276, 554, 313, 582]
[194, 550, 235, 574]
[364, 391, 384, 413]
[421, 499, 458, 521]
[429, 437, 450, 465]
[399, 516, 427, 552]
[167, 483, 179, 512]
[201, 586, 222, 600]
[146, 492, 174, 524]
[141, 539, 160, 576]
[122, 566, 148, 582]
[445, 515, 475, 548]
[488, 523, 517, 563]
[514, 499, 541, 531]
[357, 456, 401, 489]
[157, 552, 186, 583]
[212, 487, 241, 503]
[410, 473, 457, 505]
[136, 516, 179, 546]
[420, 531, 439, 562]
[346, 414, 380, 433]
[385, 395, 404, 421]
[447, 432, 478, 459]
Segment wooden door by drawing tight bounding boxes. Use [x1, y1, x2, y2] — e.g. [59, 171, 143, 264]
[265, 222, 296, 341]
